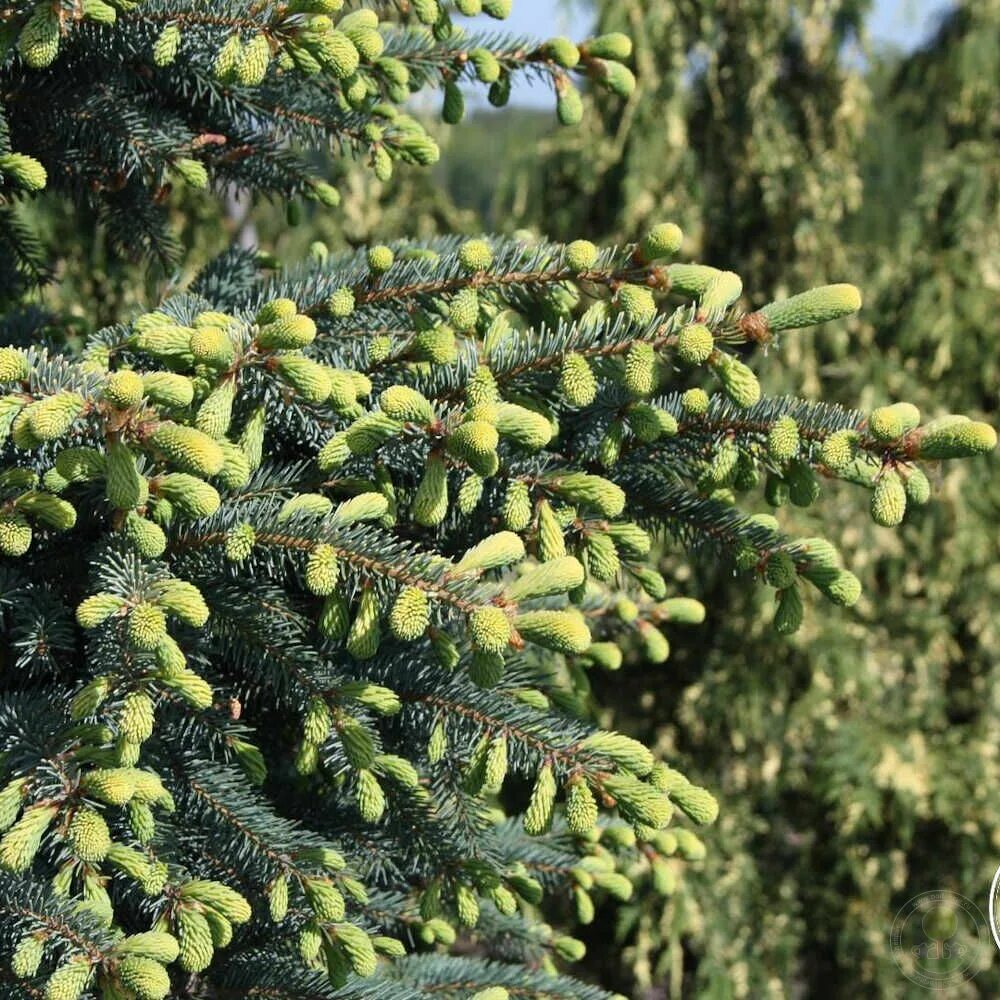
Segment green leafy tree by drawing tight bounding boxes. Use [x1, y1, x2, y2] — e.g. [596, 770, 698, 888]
[0, 3, 994, 1000]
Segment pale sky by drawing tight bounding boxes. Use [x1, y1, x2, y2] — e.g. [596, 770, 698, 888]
[467, 1, 954, 106]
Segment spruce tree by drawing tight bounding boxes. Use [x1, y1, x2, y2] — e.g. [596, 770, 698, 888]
[0, 4, 994, 1000]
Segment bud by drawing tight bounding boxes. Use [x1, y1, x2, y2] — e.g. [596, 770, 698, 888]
[603, 774, 671, 829]
[176, 907, 214, 972]
[330, 492, 388, 527]
[767, 415, 800, 463]
[151, 423, 225, 477]
[507, 556, 584, 602]
[277, 492, 333, 522]
[679, 387, 708, 416]
[448, 288, 479, 333]
[161, 669, 213, 710]
[455, 531, 526, 573]
[547, 471, 625, 517]
[389, 587, 430, 641]
[498, 479, 529, 531]
[411, 325, 458, 365]
[346, 588, 381, 661]
[102, 370, 144, 409]
[356, 769, 386, 822]
[786, 458, 820, 508]
[803, 565, 862, 607]
[565, 240, 598, 273]
[0, 803, 59, 872]
[0, 348, 29, 383]
[257, 314, 317, 350]
[556, 79, 584, 126]
[457, 472, 484, 514]
[302, 875, 345, 922]
[305, 543, 338, 595]
[318, 431, 350, 471]
[773, 586, 804, 635]
[871, 469, 907, 527]
[152, 580, 207, 628]
[80, 767, 136, 805]
[523, 764, 557, 835]
[274, 355, 332, 403]
[138, 372, 193, 411]
[650, 598, 704, 627]
[709, 351, 760, 408]
[413, 454, 449, 527]
[559, 352, 597, 406]
[190, 326, 234, 367]
[595, 58, 636, 98]
[764, 551, 797, 590]
[495, 403, 552, 449]
[0, 512, 31, 556]
[902, 465, 931, 505]
[759, 284, 861, 332]
[67, 808, 111, 863]
[319, 593, 350, 640]
[341, 681, 400, 716]
[448, 421, 500, 475]
[113, 932, 180, 965]
[127, 799, 156, 844]
[869, 402, 920, 441]
[0, 152, 47, 191]
[582, 730, 653, 775]
[640, 621, 670, 663]
[345, 411, 403, 454]
[128, 603, 167, 650]
[27, 392, 85, 441]
[123, 512, 167, 558]
[670, 781, 719, 825]
[42, 956, 93, 1000]
[458, 238, 493, 272]
[156, 473, 221, 519]
[553, 936, 586, 963]
[536, 500, 567, 561]
[367, 244, 395, 274]
[910, 416, 997, 460]
[267, 875, 289, 923]
[179, 879, 251, 923]
[633, 565, 667, 599]
[640, 222, 682, 261]
[117, 955, 172, 1000]
[565, 780, 598, 835]
[120, 691, 155, 743]
[11, 934, 44, 977]
[215, 441, 250, 490]
[616, 284, 657, 326]
[469, 650, 504, 688]
[373, 754, 420, 790]
[820, 428, 859, 470]
[515, 610, 591, 653]
[469, 606, 512, 654]
[379, 385, 434, 424]
[675, 323, 714, 365]
[584, 532, 619, 581]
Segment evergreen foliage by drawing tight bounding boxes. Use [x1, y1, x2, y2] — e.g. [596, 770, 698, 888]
[0, 3, 994, 999]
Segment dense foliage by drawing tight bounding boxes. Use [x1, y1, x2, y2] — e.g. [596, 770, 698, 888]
[0, 3, 994, 999]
